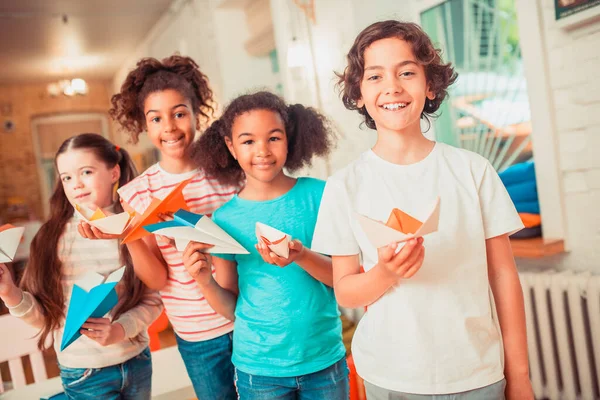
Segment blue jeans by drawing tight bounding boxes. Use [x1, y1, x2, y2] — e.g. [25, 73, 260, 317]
[234, 357, 350, 400]
[175, 332, 236, 400]
[59, 347, 152, 400]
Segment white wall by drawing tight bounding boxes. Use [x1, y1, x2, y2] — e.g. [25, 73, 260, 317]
[269, 0, 415, 178]
[519, 0, 600, 272]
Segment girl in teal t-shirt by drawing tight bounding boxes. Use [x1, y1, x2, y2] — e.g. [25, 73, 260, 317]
[183, 91, 348, 399]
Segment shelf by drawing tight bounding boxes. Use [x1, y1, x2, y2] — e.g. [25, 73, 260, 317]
[511, 237, 565, 258]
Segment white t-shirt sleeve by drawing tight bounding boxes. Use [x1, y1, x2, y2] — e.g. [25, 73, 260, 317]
[478, 161, 524, 239]
[311, 178, 361, 256]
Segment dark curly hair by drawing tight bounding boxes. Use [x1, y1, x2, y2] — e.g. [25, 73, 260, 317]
[192, 91, 335, 187]
[337, 20, 458, 130]
[109, 55, 214, 143]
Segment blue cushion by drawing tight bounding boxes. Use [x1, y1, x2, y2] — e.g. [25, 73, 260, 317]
[514, 201, 540, 214]
[499, 161, 535, 186]
[505, 180, 538, 203]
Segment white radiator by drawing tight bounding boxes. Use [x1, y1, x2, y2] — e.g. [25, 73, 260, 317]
[520, 271, 600, 400]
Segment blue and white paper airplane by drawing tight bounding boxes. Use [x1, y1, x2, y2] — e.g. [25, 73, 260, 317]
[144, 209, 249, 254]
[60, 266, 125, 351]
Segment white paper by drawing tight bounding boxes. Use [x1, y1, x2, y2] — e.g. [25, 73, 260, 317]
[0, 226, 25, 263]
[255, 222, 291, 258]
[356, 197, 441, 249]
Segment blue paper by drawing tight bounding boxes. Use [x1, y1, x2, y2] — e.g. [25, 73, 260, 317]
[60, 267, 125, 351]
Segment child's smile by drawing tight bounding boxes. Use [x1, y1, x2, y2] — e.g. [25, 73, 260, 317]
[358, 37, 434, 136]
[226, 109, 288, 185]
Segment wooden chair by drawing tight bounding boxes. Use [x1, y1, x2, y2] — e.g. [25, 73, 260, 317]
[0, 314, 47, 393]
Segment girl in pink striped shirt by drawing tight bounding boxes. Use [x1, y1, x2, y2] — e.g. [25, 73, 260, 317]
[108, 55, 239, 400]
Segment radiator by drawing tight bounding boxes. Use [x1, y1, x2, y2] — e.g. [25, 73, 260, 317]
[520, 271, 600, 400]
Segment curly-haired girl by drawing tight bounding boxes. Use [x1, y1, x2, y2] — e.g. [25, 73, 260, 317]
[312, 21, 533, 400]
[109, 55, 239, 399]
[183, 91, 349, 399]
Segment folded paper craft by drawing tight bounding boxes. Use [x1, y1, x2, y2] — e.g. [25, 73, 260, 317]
[60, 266, 125, 351]
[75, 204, 134, 235]
[255, 222, 291, 258]
[144, 209, 249, 254]
[0, 224, 25, 263]
[356, 197, 441, 248]
[121, 178, 191, 244]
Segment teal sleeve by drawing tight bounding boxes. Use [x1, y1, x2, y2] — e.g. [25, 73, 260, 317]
[213, 252, 236, 261]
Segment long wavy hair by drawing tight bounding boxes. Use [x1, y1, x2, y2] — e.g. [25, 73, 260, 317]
[20, 133, 150, 349]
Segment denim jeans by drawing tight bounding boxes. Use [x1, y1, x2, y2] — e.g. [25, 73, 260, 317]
[175, 332, 237, 400]
[59, 347, 152, 400]
[234, 357, 350, 400]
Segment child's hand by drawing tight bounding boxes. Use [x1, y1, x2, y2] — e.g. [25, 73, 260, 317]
[256, 239, 305, 268]
[155, 212, 176, 247]
[80, 318, 126, 346]
[0, 263, 20, 302]
[377, 237, 425, 279]
[77, 221, 121, 240]
[183, 241, 215, 286]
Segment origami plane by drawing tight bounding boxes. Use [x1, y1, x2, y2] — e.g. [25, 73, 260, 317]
[255, 222, 291, 258]
[0, 224, 25, 263]
[60, 266, 125, 351]
[75, 204, 134, 236]
[356, 197, 441, 248]
[144, 209, 249, 254]
[121, 178, 191, 244]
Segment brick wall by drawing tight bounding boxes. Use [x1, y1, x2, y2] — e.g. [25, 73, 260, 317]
[0, 81, 112, 219]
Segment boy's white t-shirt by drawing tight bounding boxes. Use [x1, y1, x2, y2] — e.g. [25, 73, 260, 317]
[311, 142, 523, 394]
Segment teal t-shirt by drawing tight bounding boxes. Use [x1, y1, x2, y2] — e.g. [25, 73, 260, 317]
[212, 177, 345, 377]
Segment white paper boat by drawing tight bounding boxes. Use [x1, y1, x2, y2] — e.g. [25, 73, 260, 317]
[256, 222, 291, 258]
[75, 204, 134, 236]
[0, 224, 26, 263]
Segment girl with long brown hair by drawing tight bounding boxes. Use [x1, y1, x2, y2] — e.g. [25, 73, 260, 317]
[0, 133, 162, 399]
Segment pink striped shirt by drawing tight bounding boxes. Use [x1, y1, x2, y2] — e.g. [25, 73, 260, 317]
[118, 163, 238, 341]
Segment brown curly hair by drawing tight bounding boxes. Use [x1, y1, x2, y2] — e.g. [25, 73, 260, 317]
[109, 55, 214, 143]
[192, 91, 335, 187]
[337, 20, 458, 130]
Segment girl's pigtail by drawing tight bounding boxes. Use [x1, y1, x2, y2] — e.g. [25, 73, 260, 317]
[284, 104, 335, 172]
[192, 119, 244, 187]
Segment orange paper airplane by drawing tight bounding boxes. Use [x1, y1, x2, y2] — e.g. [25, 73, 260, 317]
[356, 197, 441, 248]
[121, 178, 192, 244]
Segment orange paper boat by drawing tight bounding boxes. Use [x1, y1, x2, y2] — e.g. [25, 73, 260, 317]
[356, 197, 441, 248]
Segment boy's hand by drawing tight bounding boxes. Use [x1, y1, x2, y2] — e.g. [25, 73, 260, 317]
[183, 241, 215, 286]
[0, 263, 21, 305]
[80, 318, 125, 346]
[256, 239, 305, 268]
[377, 237, 425, 279]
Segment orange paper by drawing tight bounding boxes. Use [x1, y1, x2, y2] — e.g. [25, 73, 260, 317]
[386, 209, 423, 234]
[121, 178, 192, 244]
[356, 197, 441, 249]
